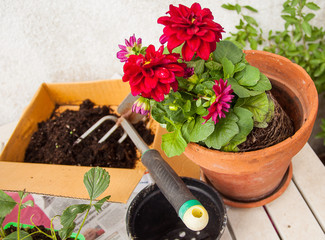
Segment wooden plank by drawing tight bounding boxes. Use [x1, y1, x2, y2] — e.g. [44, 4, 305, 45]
[292, 143, 325, 231]
[266, 181, 325, 239]
[227, 206, 279, 240]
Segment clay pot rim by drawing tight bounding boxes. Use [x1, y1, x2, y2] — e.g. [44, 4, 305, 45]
[186, 50, 318, 159]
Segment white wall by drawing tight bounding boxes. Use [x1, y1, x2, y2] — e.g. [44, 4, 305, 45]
[0, 0, 324, 126]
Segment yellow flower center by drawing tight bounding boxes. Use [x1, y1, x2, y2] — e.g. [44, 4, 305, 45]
[143, 60, 151, 66]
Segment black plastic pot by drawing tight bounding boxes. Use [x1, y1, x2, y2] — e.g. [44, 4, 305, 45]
[126, 177, 227, 240]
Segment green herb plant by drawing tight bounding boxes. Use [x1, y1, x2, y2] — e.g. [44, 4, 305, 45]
[222, 0, 325, 144]
[0, 167, 110, 240]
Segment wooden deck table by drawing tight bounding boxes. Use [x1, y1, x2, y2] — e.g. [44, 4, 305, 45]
[1, 122, 324, 239]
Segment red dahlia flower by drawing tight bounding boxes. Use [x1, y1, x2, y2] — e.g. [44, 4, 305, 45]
[122, 45, 186, 102]
[158, 3, 224, 61]
[203, 79, 234, 124]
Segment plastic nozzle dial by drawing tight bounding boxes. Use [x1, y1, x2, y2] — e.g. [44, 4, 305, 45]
[179, 200, 209, 231]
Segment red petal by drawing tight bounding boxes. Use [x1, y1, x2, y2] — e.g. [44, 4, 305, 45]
[176, 29, 192, 41]
[200, 31, 215, 42]
[187, 36, 200, 51]
[155, 67, 170, 79]
[182, 42, 195, 61]
[167, 35, 184, 52]
[144, 76, 158, 90]
[157, 16, 171, 25]
[179, 4, 190, 17]
[196, 41, 211, 60]
[190, 3, 202, 13]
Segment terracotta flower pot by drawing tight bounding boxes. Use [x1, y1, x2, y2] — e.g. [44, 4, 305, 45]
[183, 50, 318, 208]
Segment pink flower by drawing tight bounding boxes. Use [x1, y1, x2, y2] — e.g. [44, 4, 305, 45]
[117, 34, 142, 62]
[158, 3, 224, 61]
[203, 79, 234, 124]
[132, 97, 150, 115]
[122, 44, 186, 102]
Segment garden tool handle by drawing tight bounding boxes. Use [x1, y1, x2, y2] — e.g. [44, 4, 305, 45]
[142, 149, 209, 231]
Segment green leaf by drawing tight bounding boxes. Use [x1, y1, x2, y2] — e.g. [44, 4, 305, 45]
[228, 77, 263, 98]
[315, 63, 325, 77]
[244, 5, 258, 12]
[304, 13, 315, 22]
[235, 93, 270, 123]
[221, 3, 236, 10]
[235, 4, 241, 14]
[221, 57, 235, 78]
[21, 200, 34, 209]
[189, 116, 215, 142]
[243, 15, 258, 26]
[151, 104, 167, 124]
[0, 217, 5, 226]
[237, 65, 261, 87]
[281, 15, 299, 23]
[181, 118, 195, 142]
[83, 167, 110, 200]
[59, 222, 76, 240]
[0, 190, 17, 217]
[230, 107, 254, 144]
[214, 40, 244, 65]
[161, 130, 187, 157]
[306, 2, 320, 10]
[61, 204, 90, 228]
[302, 21, 312, 36]
[4, 230, 32, 240]
[184, 100, 191, 112]
[187, 59, 205, 75]
[234, 63, 246, 73]
[248, 73, 272, 91]
[205, 61, 222, 71]
[204, 112, 239, 149]
[93, 196, 110, 212]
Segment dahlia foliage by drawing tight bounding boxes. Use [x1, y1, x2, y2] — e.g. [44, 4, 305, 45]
[118, 3, 274, 157]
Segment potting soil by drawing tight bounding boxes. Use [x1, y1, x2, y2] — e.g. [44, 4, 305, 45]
[24, 99, 154, 168]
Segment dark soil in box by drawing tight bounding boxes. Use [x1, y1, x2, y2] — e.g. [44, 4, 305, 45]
[24, 100, 154, 168]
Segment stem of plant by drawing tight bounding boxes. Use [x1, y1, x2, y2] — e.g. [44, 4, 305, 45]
[17, 197, 23, 240]
[75, 200, 92, 240]
[0, 227, 6, 239]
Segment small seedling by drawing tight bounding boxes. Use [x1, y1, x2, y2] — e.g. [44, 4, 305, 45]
[0, 167, 110, 240]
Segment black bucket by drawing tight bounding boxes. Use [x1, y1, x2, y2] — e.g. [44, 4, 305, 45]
[126, 177, 227, 240]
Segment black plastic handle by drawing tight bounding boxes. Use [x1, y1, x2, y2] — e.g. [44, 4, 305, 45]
[141, 149, 197, 214]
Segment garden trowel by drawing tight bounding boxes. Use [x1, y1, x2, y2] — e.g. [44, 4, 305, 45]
[75, 93, 209, 232]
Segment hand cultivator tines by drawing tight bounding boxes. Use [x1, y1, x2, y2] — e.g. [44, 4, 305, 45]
[75, 93, 210, 232]
[73, 115, 127, 145]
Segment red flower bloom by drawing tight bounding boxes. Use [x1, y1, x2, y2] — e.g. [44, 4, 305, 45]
[122, 45, 186, 102]
[158, 3, 224, 61]
[203, 79, 234, 124]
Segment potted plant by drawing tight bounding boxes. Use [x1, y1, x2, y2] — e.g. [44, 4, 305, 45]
[0, 167, 110, 240]
[117, 2, 318, 207]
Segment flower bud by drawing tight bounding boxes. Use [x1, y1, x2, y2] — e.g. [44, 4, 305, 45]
[132, 97, 150, 115]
